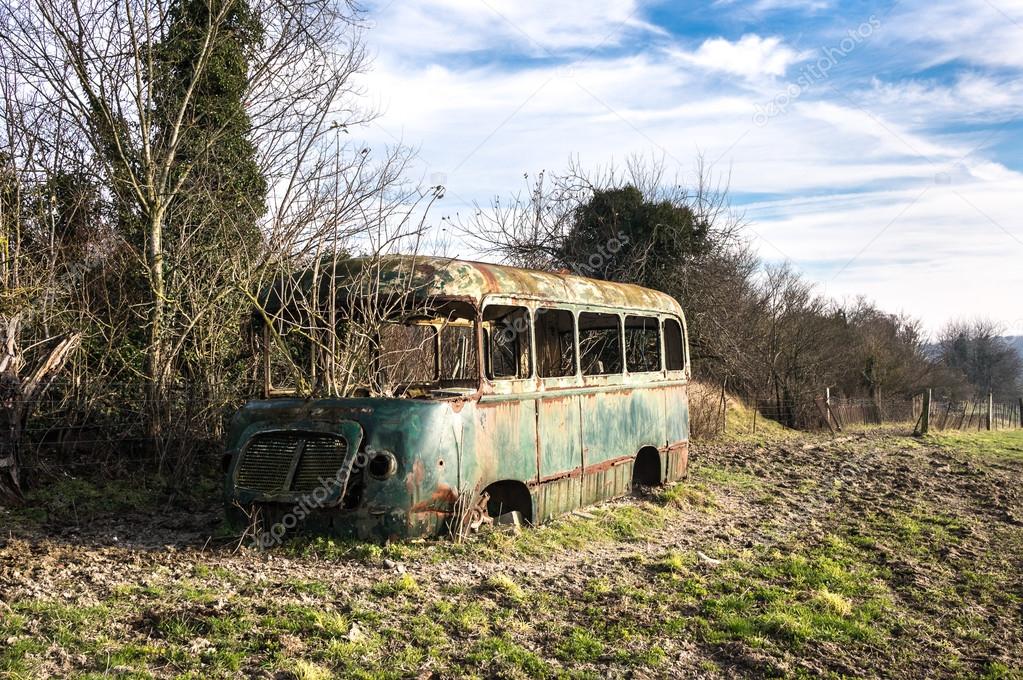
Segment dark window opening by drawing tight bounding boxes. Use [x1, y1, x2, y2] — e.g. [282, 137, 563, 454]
[439, 323, 477, 381]
[664, 318, 685, 372]
[536, 308, 576, 378]
[484, 306, 531, 379]
[579, 312, 623, 376]
[625, 315, 661, 373]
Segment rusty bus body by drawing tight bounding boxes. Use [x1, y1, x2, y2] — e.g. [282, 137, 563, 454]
[223, 256, 691, 541]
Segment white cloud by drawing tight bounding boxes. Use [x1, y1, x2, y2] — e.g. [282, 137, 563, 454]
[715, 0, 833, 14]
[865, 73, 1023, 125]
[880, 0, 1023, 70]
[671, 34, 809, 79]
[745, 179, 1023, 334]
[365, 0, 663, 56]
[355, 2, 1023, 333]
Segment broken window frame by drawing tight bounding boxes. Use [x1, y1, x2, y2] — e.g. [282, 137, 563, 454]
[663, 316, 686, 374]
[260, 295, 482, 399]
[624, 314, 663, 374]
[482, 304, 533, 381]
[578, 311, 624, 378]
[535, 307, 578, 380]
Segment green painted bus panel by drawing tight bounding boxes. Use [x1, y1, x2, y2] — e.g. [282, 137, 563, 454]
[468, 397, 539, 487]
[536, 393, 582, 515]
[534, 476, 580, 523]
[665, 383, 689, 445]
[627, 387, 668, 450]
[224, 384, 690, 540]
[580, 389, 633, 505]
[224, 397, 462, 541]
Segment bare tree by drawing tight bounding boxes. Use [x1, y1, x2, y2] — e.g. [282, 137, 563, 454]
[937, 319, 1023, 400]
[0, 0, 381, 440]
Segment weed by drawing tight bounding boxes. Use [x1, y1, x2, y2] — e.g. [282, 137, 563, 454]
[371, 573, 420, 597]
[485, 574, 526, 602]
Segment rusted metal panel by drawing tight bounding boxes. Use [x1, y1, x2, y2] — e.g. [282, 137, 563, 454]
[580, 387, 632, 505]
[261, 256, 685, 319]
[467, 396, 538, 487]
[536, 393, 582, 518]
[626, 387, 667, 454]
[532, 475, 579, 523]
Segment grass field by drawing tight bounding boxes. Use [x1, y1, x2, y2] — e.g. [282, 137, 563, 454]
[2, 427, 1023, 678]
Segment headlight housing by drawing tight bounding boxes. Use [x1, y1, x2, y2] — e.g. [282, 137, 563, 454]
[367, 449, 398, 480]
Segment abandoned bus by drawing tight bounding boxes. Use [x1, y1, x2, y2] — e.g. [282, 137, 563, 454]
[223, 256, 691, 541]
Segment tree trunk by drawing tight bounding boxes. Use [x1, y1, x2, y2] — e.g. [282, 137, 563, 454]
[0, 398, 24, 505]
[146, 206, 168, 444]
[0, 316, 81, 504]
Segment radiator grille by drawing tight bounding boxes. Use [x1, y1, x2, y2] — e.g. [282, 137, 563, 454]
[292, 434, 349, 493]
[236, 432, 348, 495]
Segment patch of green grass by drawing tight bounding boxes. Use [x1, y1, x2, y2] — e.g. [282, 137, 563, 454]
[286, 536, 384, 562]
[467, 635, 550, 678]
[666, 535, 896, 651]
[289, 659, 333, 680]
[719, 396, 791, 443]
[19, 476, 164, 525]
[656, 483, 717, 511]
[555, 626, 605, 663]
[450, 503, 668, 560]
[927, 430, 1023, 460]
[0, 632, 46, 675]
[694, 464, 763, 490]
[485, 574, 526, 602]
[864, 507, 968, 562]
[653, 550, 691, 574]
[430, 600, 492, 636]
[371, 573, 420, 597]
[285, 577, 330, 597]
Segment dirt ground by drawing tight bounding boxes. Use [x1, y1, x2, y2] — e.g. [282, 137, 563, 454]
[2, 428, 1022, 679]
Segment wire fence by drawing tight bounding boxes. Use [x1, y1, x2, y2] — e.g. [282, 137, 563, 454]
[694, 379, 1023, 437]
[921, 397, 1023, 432]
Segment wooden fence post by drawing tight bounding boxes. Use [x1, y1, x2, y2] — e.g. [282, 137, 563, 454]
[917, 389, 931, 436]
[987, 393, 994, 431]
[718, 376, 728, 435]
[1019, 398, 1023, 429]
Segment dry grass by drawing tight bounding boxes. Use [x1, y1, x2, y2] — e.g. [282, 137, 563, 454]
[689, 381, 789, 442]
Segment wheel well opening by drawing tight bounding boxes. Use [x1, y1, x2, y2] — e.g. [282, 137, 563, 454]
[482, 480, 533, 523]
[632, 447, 663, 488]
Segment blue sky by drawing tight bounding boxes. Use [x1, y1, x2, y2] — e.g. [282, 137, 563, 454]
[358, 0, 1023, 335]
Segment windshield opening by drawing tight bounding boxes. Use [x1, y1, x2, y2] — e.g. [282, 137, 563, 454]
[259, 297, 479, 399]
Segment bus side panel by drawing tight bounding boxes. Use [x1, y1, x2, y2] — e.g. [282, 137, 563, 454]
[580, 390, 634, 505]
[663, 383, 690, 481]
[536, 393, 582, 521]
[471, 398, 539, 489]
[628, 384, 669, 474]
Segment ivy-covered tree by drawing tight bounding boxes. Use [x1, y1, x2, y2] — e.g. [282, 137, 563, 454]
[147, 0, 269, 416]
[153, 0, 267, 250]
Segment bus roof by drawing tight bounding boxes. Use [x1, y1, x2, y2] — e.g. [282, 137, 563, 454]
[259, 255, 684, 317]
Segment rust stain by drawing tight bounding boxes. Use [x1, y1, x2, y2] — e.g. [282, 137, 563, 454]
[409, 483, 458, 513]
[405, 458, 427, 497]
